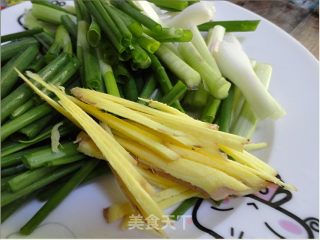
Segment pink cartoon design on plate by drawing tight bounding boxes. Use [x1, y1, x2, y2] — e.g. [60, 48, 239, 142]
[192, 176, 319, 238]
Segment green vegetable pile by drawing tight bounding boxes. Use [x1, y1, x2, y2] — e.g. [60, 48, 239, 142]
[1, 0, 283, 236]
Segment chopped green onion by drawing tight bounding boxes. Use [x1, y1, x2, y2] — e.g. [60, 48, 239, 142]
[1, 37, 38, 62]
[137, 34, 160, 54]
[33, 32, 55, 50]
[28, 54, 46, 73]
[216, 85, 235, 132]
[148, 0, 188, 11]
[61, 15, 77, 40]
[1, 45, 39, 98]
[22, 142, 81, 169]
[1, 121, 76, 158]
[19, 160, 98, 235]
[1, 104, 52, 142]
[31, 3, 75, 25]
[198, 20, 260, 32]
[87, 19, 101, 47]
[149, 53, 184, 111]
[1, 28, 43, 43]
[1, 164, 27, 178]
[46, 154, 86, 167]
[200, 97, 221, 123]
[231, 63, 273, 137]
[102, 1, 132, 47]
[7, 167, 54, 192]
[1, 162, 82, 207]
[161, 81, 187, 106]
[146, 27, 192, 42]
[31, 0, 76, 16]
[170, 197, 198, 220]
[130, 42, 151, 69]
[98, 53, 120, 97]
[138, 75, 157, 104]
[84, 1, 124, 53]
[191, 84, 209, 108]
[19, 114, 55, 139]
[179, 42, 230, 98]
[156, 44, 201, 89]
[112, 0, 162, 33]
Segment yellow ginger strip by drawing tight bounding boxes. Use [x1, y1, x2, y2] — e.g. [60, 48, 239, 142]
[126, 120, 200, 147]
[139, 98, 192, 118]
[106, 188, 199, 223]
[138, 168, 180, 189]
[146, 113, 248, 151]
[17, 72, 164, 230]
[168, 144, 267, 189]
[120, 189, 198, 229]
[16, 70, 79, 127]
[159, 189, 198, 209]
[200, 145, 221, 155]
[71, 88, 188, 141]
[156, 187, 190, 201]
[76, 132, 104, 159]
[72, 87, 202, 126]
[76, 129, 138, 166]
[70, 87, 218, 146]
[244, 142, 268, 151]
[219, 145, 296, 191]
[76, 132, 185, 191]
[116, 136, 251, 200]
[70, 88, 247, 150]
[53, 93, 165, 228]
[76, 131, 137, 165]
[219, 144, 277, 175]
[71, 98, 180, 161]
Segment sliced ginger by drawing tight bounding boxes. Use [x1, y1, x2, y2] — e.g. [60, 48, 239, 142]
[17, 70, 294, 234]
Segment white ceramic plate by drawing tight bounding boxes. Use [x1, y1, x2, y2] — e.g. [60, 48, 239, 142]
[1, 1, 319, 238]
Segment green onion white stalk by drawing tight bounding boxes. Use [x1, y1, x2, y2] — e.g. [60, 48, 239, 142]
[132, 0, 162, 23]
[156, 44, 201, 89]
[178, 42, 230, 98]
[231, 63, 273, 137]
[207, 25, 225, 53]
[163, 1, 215, 27]
[212, 35, 286, 120]
[31, 4, 75, 25]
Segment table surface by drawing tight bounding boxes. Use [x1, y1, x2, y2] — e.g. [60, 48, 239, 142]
[231, 0, 319, 59]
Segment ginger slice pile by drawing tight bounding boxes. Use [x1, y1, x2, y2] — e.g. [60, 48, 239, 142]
[17, 70, 295, 233]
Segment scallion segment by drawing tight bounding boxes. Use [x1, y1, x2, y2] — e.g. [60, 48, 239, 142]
[7, 167, 54, 192]
[170, 197, 198, 220]
[87, 18, 101, 47]
[112, 0, 162, 33]
[1, 45, 39, 98]
[200, 97, 221, 123]
[1, 104, 52, 142]
[1, 37, 38, 62]
[1, 163, 82, 207]
[156, 44, 201, 89]
[22, 142, 82, 169]
[161, 81, 187, 106]
[216, 86, 235, 132]
[1, 28, 43, 43]
[20, 160, 98, 235]
[198, 20, 260, 32]
[148, 0, 189, 12]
